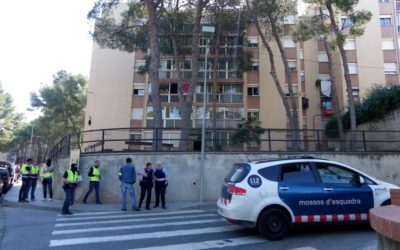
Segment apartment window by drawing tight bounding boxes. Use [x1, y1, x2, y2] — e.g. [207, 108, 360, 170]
[129, 133, 142, 141]
[134, 60, 146, 72]
[300, 72, 305, 82]
[284, 15, 296, 24]
[247, 87, 259, 96]
[384, 63, 398, 74]
[131, 108, 143, 120]
[247, 111, 260, 121]
[160, 59, 174, 70]
[347, 63, 358, 74]
[133, 84, 145, 96]
[283, 37, 296, 48]
[352, 88, 360, 102]
[216, 107, 244, 119]
[299, 50, 304, 60]
[162, 107, 181, 119]
[288, 61, 297, 72]
[382, 39, 395, 50]
[341, 17, 353, 27]
[318, 52, 328, 62]
[247, 37, 259, 48]
[283, 84, 299, 96]
[250, 61, 259, 71]
[380, 16, 393, 26]
[146, 106, 153, 118]
[344, 39, 356, 50]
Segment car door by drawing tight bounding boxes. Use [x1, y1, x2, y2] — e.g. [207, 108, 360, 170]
[278, 162, 327, 217]
[314, 162, 374, 215]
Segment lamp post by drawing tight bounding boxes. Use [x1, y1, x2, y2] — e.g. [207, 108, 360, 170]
[200, 26, 215, 203]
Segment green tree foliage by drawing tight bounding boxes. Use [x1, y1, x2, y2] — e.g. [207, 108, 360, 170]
[231, 117, 265, 147]
[0, 83, 23, 150]
[30, 70, 87, 134]
[325, 85, 400, 137]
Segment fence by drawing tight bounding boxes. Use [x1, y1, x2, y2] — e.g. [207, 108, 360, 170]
[49, 127, 400, 159]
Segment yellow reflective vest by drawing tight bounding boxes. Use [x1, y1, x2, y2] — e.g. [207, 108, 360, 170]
[90, 167, 100, 182]
[43, 166, 53, 179]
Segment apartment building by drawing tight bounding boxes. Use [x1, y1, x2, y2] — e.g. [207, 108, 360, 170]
[84, 1, 400, 151]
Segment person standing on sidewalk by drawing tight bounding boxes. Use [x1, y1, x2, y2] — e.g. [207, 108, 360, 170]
[118, 157, 140, 211]
[28, 162, 40, 201]
[83, 160, 102, 204]
[154, 161, 168, 209]
[61, 163, 79, 215]
[42, 159, 55, 201]
[137, 162, 154, 210]
[18, 159, 33, 202]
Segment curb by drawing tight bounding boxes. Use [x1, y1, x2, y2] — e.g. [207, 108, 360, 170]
[2, 199, 61, 212]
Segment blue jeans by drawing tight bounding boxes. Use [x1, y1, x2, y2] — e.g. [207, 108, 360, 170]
[83, 182, 100, 203]
[42, 178, 53, 199]
[29, 178, 37, 200]
[62, 187, 75, 213]
[120, 182, 137, 209]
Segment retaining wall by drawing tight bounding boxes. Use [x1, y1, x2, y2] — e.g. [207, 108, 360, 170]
[52, 152, 400, 203]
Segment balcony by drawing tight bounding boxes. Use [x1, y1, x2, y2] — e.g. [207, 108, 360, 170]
[146, 119, 184, 128]
[196, 93, 243, 103]
[148, 94, 179, 103]
[197, 71, 243, 79]
[194, 119, 241, 129]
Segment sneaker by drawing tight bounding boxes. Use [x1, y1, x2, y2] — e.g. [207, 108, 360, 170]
[121, 208, 127, 211]
[23, 199, 29, 202]
[132, 207, 141, 211]
[41, 198, 47, 201]
[153, 205, 159, 208]
[48, 198, 53, 201]
[162, 206, 167, 209]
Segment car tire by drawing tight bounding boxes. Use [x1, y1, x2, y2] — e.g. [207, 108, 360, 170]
[381, 200, 391, 206]
[258, 208, 290, 241]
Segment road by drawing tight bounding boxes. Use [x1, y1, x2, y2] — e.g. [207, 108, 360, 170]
[0, 202, 378, 250]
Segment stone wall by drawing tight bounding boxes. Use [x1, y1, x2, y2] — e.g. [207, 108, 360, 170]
[52, 152, 400, 203]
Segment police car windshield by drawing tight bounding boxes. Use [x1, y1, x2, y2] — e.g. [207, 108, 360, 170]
[224, 164, 250, 183]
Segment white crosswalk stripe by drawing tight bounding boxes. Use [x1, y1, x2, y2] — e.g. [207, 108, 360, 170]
[49, 209, 267, 249]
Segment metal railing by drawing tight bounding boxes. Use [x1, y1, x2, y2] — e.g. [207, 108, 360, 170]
[49, 127, 400, 159]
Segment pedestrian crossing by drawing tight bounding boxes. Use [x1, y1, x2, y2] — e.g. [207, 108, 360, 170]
[49, 209, 267, 249]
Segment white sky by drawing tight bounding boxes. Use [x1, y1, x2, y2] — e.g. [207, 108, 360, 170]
[0, 0, 96, 121]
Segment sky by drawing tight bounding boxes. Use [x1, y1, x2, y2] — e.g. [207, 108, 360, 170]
[0, 0, 97, 121]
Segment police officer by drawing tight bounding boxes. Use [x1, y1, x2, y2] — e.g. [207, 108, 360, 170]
[138, 162, 154, 210]
[153, 161, 168, 209]
[83, 160, 102, 204]
[62, 163, 79, 215]
[42, 159, 55, 201]
[28, 162, 39, 201]
[18, 159, 33, 202]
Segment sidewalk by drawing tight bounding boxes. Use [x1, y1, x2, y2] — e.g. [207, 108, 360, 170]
[2, 181, 216, 213]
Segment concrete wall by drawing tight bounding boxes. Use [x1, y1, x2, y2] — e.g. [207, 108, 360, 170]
[52, 152, 400, 203]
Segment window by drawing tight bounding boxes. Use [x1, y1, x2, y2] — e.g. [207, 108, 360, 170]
[147, 83, 152, 93]
[133, 84, 145, 96]
[250, 61, 259, 71]
[163, 107, 181, 119]
[318, 52, 328, 62]
[131, 108, 143, 120]
[283, 37, 296, 48]
[216, 107, 244, 119]
[382, 39, 395, 50]
[283, 15, 296, 24]
[146, 106, 153, 118]
[380, 16, 393, 26]
[344, 39, 356, 50]
[247, 111, 260, 121]
[247, 87, 259, 96]
[134, 60, 146, 72]
[299, 50, 304, 60]
[129, 133, 141, 141]
[281, 163, 315, 183]
[288, 61, 297, 72]
[352, 88, 360, 102]
[316, 163, 358, 184]
[247, 37, 259, 48]
[384, 63, 397, 74]
[283, 84, 298, 96]
[300, 72, 305, 82]
[347, 63, 358, 74]
[160, 59, 174, 70]
[341, 17, 353, 27]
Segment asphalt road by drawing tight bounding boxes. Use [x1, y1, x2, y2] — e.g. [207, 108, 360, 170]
[0, 202, 377, 250]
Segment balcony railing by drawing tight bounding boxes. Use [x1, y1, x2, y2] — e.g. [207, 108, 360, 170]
[148, 94, 179, 103]
[194, 119, 241, 129]
[196, 93, 243, 103]
[146, 119, 184, 128]
[159, 70, 243, 80]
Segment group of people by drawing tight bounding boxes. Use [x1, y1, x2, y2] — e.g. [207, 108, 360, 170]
[60, 158, 169, 215]
[18, 158, 54, 202]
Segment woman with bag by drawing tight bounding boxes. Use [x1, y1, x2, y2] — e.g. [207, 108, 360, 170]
[137, 162, 154, 210]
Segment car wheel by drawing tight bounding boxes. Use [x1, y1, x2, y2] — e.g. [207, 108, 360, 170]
[258, 208, 290, 241]
[381, 200, 391, 206]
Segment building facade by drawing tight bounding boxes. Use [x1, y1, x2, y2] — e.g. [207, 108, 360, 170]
[84, 1, 400, 152]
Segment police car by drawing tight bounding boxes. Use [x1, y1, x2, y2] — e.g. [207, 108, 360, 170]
[217, 156, 398, 240]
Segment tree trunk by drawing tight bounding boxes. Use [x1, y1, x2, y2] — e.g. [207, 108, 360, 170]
[326, 3, 357, 150]
[320, 8, 345, 151]
[245, 0, 297, 151]
[269, 16, 299, 151]
[146, 0, 163, 151]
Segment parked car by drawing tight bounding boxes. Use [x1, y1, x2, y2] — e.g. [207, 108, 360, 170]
[0, 161, 14, 195]
[217, 156, 398, 240]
